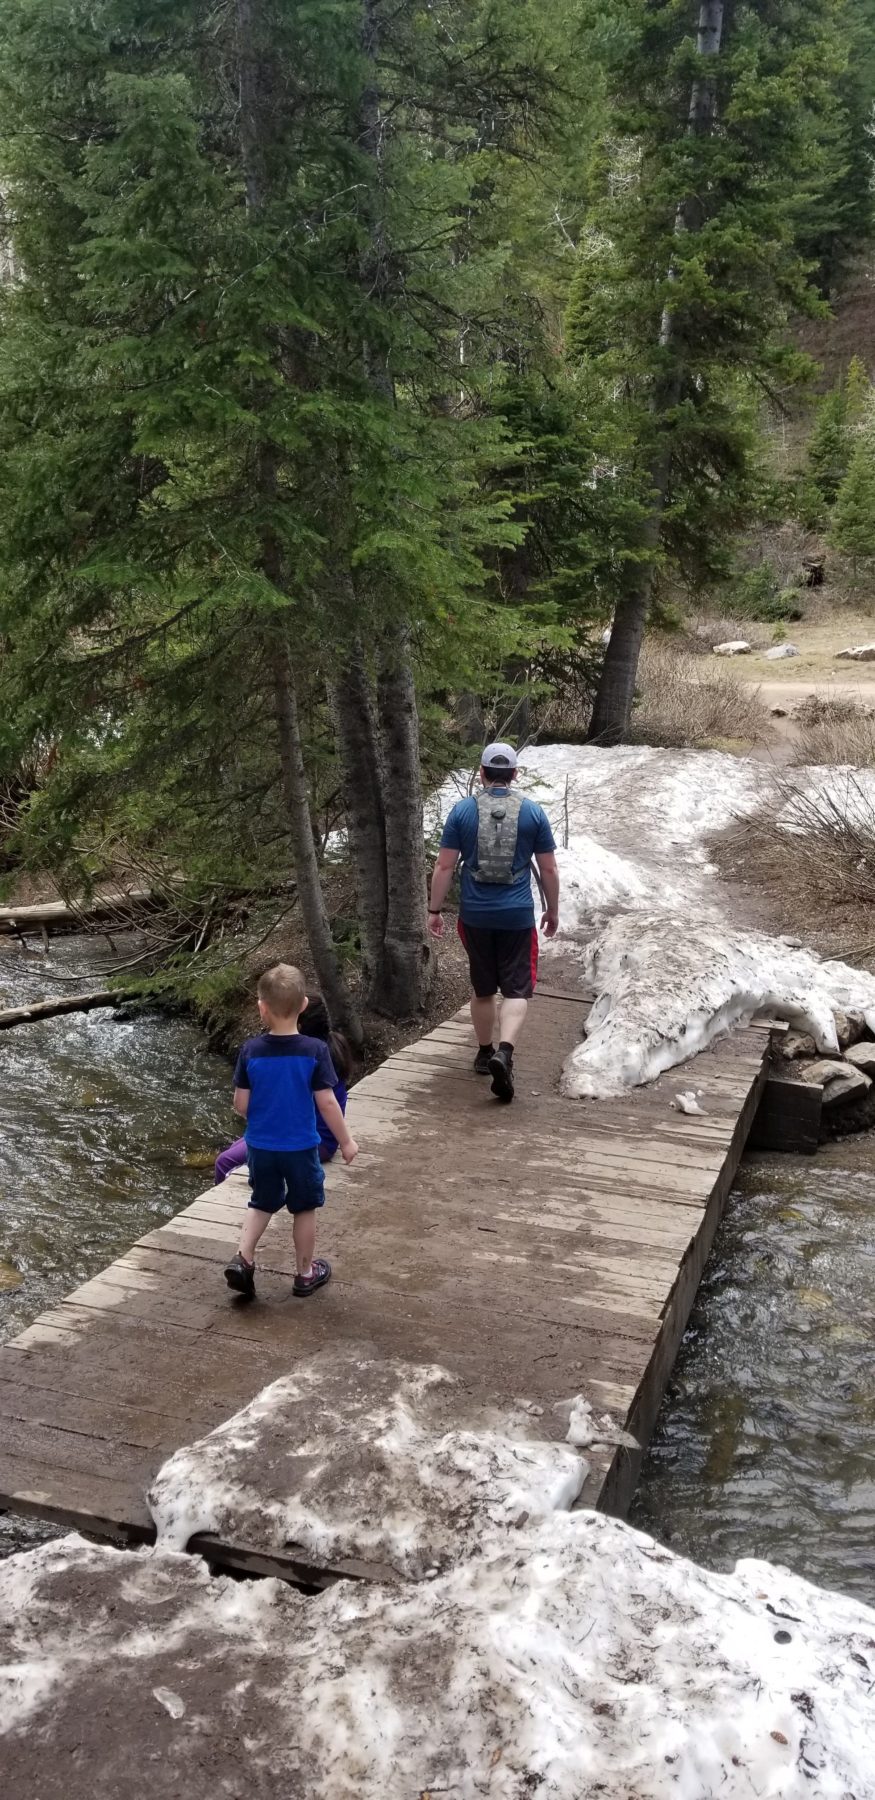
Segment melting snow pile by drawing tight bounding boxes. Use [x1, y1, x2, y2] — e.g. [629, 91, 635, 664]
[148, 1355, 587, 1575]
[562, 911, 875, 1098]
[4, 1509, 875, 1799]
[436, 745, 875, 1094]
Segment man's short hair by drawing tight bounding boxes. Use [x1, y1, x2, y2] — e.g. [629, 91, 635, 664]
[257, 963, 307, 1017]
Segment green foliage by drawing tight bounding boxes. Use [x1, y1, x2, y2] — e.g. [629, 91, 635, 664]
[803, 358, 874, 532]
[732, 564, 804, 622]
[831, 435, 875, 574]
[568, 0, 850, 732]
[0, 0, 592, 916]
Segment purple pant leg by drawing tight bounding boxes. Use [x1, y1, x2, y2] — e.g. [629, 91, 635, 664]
[214, 1137, 248, 1185]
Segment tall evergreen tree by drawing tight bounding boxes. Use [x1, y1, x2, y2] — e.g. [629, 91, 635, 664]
[0, 0, 569, 1020]
[573, 0, 853, 744]
[832, 434, 875, 580]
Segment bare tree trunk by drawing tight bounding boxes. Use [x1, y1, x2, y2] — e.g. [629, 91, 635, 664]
[233, 5, 361, 1041]
[588, 1, 726, 745]
[349, 0, 428, 1015]
[328, 635, 388, 992]
[455, 691, 486, 746]
[374, 626, 432, 1016]
[588, 452, 669, 745]
[272, 640, 363, 1046]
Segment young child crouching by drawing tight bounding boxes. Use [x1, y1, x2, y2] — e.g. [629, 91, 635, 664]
[223, 964, 358, 1301]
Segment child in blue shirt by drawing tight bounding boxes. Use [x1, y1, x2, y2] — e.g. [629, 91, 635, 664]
[214, 994, 352, 1181]
[223, 965, 358, 1302]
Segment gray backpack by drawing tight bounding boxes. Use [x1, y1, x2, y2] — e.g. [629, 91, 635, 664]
[471, 790, 524, 885]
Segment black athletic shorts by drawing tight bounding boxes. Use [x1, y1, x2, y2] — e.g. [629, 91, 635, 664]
[457, 921, 539, 1000]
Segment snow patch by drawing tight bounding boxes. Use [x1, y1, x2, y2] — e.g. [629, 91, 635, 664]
[673, 1090, 705, 1115]
[149, 1355, 588, 1575]
[561, 911, 875, 1096]
[3, 1515, 875, 1798]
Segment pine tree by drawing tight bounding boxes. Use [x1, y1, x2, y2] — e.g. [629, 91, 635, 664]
[831, 436, 875, 581]
[808, 386, 852, 506]
[0, 0, 576, 1020]
[574, 0, 857, 744]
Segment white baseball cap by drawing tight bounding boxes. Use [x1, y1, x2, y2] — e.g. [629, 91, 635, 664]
[481, 741, 518, 774]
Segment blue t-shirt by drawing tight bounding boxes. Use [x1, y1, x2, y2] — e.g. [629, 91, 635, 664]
[441, 788, 557, 929]
[233, 1032, 337, 1152]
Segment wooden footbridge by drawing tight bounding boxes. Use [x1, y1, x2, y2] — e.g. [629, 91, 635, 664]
[0, 984, 780, 1581]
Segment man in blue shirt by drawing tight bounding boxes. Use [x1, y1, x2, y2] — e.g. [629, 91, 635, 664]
[427, 742, 560, 1103]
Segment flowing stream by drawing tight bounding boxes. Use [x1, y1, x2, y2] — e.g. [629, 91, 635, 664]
[2, 933, 874, 1603]
[0, 933, 231, 1553]
[632, 1145, 875, 1605]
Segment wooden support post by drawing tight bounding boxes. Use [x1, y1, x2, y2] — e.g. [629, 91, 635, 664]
[748, 1076, 822, 1155]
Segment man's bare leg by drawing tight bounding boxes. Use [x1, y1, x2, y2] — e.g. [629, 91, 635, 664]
[470, 993, 497, 1047]
[496, 996, 528, 1048]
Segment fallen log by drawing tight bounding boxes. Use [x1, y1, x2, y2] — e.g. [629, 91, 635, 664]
[0, 889, 154, 935]
[0, 990, 120, 1030]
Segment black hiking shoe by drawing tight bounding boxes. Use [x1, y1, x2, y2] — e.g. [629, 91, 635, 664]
[224, 1252, 256, 1300]
[488, 1047, 515, 1103]
[473, 1045, 494, 1075]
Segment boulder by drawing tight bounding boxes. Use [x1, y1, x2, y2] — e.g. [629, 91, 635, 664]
[836, 644, 875, 661]
[780, 1030, 818, 1060]
[713, 640, 752, 657]
[763, 644, 800, 660]
[843, 1041, 875, 1076]
[771, 705, 788, 717]
[797, 1059, 872, 1106]
[834, 1008, 866, 1050]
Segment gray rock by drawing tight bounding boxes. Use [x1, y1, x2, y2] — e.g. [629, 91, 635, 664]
[844, 1041, 875, 1076]
[763, 644, 800, 660]
[780, 1031, 818, 1060]
[836, 1009, 867, 1049]
[798, 1059, 872, 1106]
[713, 640, 751, 656]
[836, 643, 875, 661]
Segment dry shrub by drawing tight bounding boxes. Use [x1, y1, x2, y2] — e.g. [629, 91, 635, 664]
[629, 642, 771, 749]
[791, 696, 875, 769]
[717, 771, 875, 959]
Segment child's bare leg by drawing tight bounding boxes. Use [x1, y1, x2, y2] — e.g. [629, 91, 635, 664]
[293, 1209, 317, 1277]
[239, 1208, 272, 1264]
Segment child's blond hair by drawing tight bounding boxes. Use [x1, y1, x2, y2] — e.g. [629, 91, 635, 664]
[257, 963, 307, 1019]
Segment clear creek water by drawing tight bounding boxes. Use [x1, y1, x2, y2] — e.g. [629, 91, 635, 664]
[632, 1145, 875, 1606]
[0, 933, 232, 1554]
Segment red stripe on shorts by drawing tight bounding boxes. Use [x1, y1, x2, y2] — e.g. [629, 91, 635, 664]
[530, 926, 539, 994]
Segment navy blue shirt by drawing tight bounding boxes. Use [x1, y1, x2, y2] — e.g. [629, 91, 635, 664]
[441, 787, 556, 929]
[233, 1032, 337, 1152]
